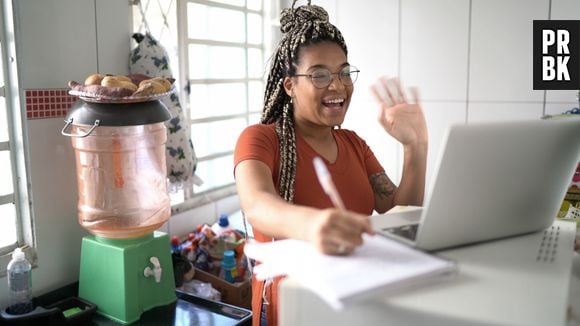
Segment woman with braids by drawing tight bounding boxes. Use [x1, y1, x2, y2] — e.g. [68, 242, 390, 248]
[234, 1, 427, 325]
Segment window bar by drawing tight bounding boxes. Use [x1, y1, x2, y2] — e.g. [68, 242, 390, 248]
[244, 0, 250, 126]
[190, 112, 248, 124]
[0, 193, 13, 205]
[189, 0, 262, 14]
[197, 150, 233, 162]
[188, 78, 259, 84]
[0, 141, 9, 151]
[187, 38, 262, 49]
[177, 0, 194, 202]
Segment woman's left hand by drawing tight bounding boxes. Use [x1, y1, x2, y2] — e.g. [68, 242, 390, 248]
[370, 77, 427, 147]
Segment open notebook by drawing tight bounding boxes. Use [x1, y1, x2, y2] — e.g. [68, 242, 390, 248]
[244, 234, 456, 310]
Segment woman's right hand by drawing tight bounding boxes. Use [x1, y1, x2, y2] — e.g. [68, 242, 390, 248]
[306, 208, 375, 255]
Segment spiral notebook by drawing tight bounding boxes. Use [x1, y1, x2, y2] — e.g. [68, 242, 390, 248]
[244, 234, 456, 310]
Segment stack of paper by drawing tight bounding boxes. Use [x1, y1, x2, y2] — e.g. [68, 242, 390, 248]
[244, 234, 456, 310]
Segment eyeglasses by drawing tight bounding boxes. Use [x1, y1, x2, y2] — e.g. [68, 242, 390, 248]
[293, 65, 360, 89]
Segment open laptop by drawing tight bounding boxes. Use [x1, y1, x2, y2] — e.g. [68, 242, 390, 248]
[375, 119, 580, 251]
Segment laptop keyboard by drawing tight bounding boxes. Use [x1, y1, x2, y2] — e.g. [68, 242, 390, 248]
[382, 223, 420, 241]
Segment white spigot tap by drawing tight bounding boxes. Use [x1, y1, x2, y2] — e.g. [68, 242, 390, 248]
[144, 256, 162, 283]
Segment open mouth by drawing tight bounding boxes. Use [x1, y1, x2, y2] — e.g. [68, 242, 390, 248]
[322, 97, 345, 110]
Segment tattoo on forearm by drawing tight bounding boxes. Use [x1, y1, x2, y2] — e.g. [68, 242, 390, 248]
[369, 172, 396, 200]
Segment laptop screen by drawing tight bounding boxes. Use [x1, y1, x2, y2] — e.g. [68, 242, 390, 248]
[414, 119, 580, 251]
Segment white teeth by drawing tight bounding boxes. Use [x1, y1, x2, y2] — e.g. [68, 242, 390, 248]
[323, 98, 345, 104]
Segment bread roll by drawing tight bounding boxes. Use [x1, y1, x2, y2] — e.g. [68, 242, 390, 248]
[69, 80, 133, 97]
[101, 76, 123, 87]
[137, 80, 166, 93]
[101, 76, 137, 92]
[113, 75, 132, 83]
[118, 81, 138, 93]
[84, 73, 105, 86]
[149, 77, 172, 92]
[133, 81, 165, 96]
[132, 83, 156, 97]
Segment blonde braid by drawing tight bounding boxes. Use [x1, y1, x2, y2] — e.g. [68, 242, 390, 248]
[261, 0, 348, 202]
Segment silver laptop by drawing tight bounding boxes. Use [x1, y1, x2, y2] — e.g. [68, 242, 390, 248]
[376, 119, 580, 251]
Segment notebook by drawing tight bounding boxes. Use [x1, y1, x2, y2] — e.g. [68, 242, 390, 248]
[244, 233, 456, 310]
[278, 219, 577, 325]
[376, 119, 580, 251]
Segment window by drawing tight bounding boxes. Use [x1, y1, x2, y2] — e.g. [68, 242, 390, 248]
[133, 0, 268, 211]
[0, 0, 35, 275]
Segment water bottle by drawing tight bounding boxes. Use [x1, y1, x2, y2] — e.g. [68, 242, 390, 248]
[7, 248, 33, 315]
[220, 250, 238, 283]
[211, 214, 231, 236]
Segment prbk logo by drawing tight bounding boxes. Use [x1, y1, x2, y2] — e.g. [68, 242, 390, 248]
[533, 20, 580, 90]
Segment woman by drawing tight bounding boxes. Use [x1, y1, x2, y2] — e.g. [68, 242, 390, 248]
[234, 1, 428, 325]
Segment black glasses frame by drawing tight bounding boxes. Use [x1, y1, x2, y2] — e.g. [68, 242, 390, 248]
[293, 65, 360, 89]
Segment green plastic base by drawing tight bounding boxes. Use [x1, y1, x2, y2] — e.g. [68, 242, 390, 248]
[79, 231, 176, 324]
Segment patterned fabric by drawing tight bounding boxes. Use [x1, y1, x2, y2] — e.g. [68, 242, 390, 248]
[130, 33, 201, 189]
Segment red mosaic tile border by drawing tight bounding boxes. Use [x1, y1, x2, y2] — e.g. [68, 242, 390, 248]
[25, 89, 77, 119]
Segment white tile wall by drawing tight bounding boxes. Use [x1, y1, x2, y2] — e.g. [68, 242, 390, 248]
[337, 0, 399, 93]
[468, 102, 544, 122]
[95, 0, 132, 75]
[545, 102, 579, 116]
[312, 0, 337, 22]
[551, 0, 580, 19]
[400, 0, 470, 101]
[546, 90, 580, 104]
[21, 119, 87, 298]
[15, 0, 131, 89]
[469, 0, 548, 102]
[15, 0, 98, 89]
[337, 0, 400, 182]
[421, 102, 467, 196]
[342, 98, 402, 183]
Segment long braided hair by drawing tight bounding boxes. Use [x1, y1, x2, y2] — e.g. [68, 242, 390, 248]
[261, 0, 348, 203]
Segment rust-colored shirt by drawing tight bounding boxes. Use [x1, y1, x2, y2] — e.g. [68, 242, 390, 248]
[234, 123, 384, 326]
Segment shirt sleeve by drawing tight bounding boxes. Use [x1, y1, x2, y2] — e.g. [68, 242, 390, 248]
[364, 143, 385, 177]
[233, 124, 278, 177]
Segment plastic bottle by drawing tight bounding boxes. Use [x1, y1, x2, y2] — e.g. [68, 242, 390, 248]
[211, 214, 232, 236]
[220, 250, 238, 283]
[7, 248, 33, 315]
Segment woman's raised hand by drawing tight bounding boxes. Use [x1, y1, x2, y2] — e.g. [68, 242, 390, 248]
[370, 77, 428, 147]
[306, 208, 375, 256]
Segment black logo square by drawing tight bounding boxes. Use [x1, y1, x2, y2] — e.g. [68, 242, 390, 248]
[533, 20, 580, 90]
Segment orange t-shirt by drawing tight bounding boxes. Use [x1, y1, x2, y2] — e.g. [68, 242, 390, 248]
[233, 123, 384, 326]
[234, 123, 384, 214]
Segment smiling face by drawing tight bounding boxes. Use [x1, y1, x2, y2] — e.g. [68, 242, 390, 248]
[283, 41, 353, 131]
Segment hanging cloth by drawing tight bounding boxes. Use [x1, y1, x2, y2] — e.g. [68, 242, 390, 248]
[130, 32, 202, 190]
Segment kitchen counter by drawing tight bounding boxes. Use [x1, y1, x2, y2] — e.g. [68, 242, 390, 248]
[1, 283, 251, 325]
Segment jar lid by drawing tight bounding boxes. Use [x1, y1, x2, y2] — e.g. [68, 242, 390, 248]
[65, 99, 172, 126]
